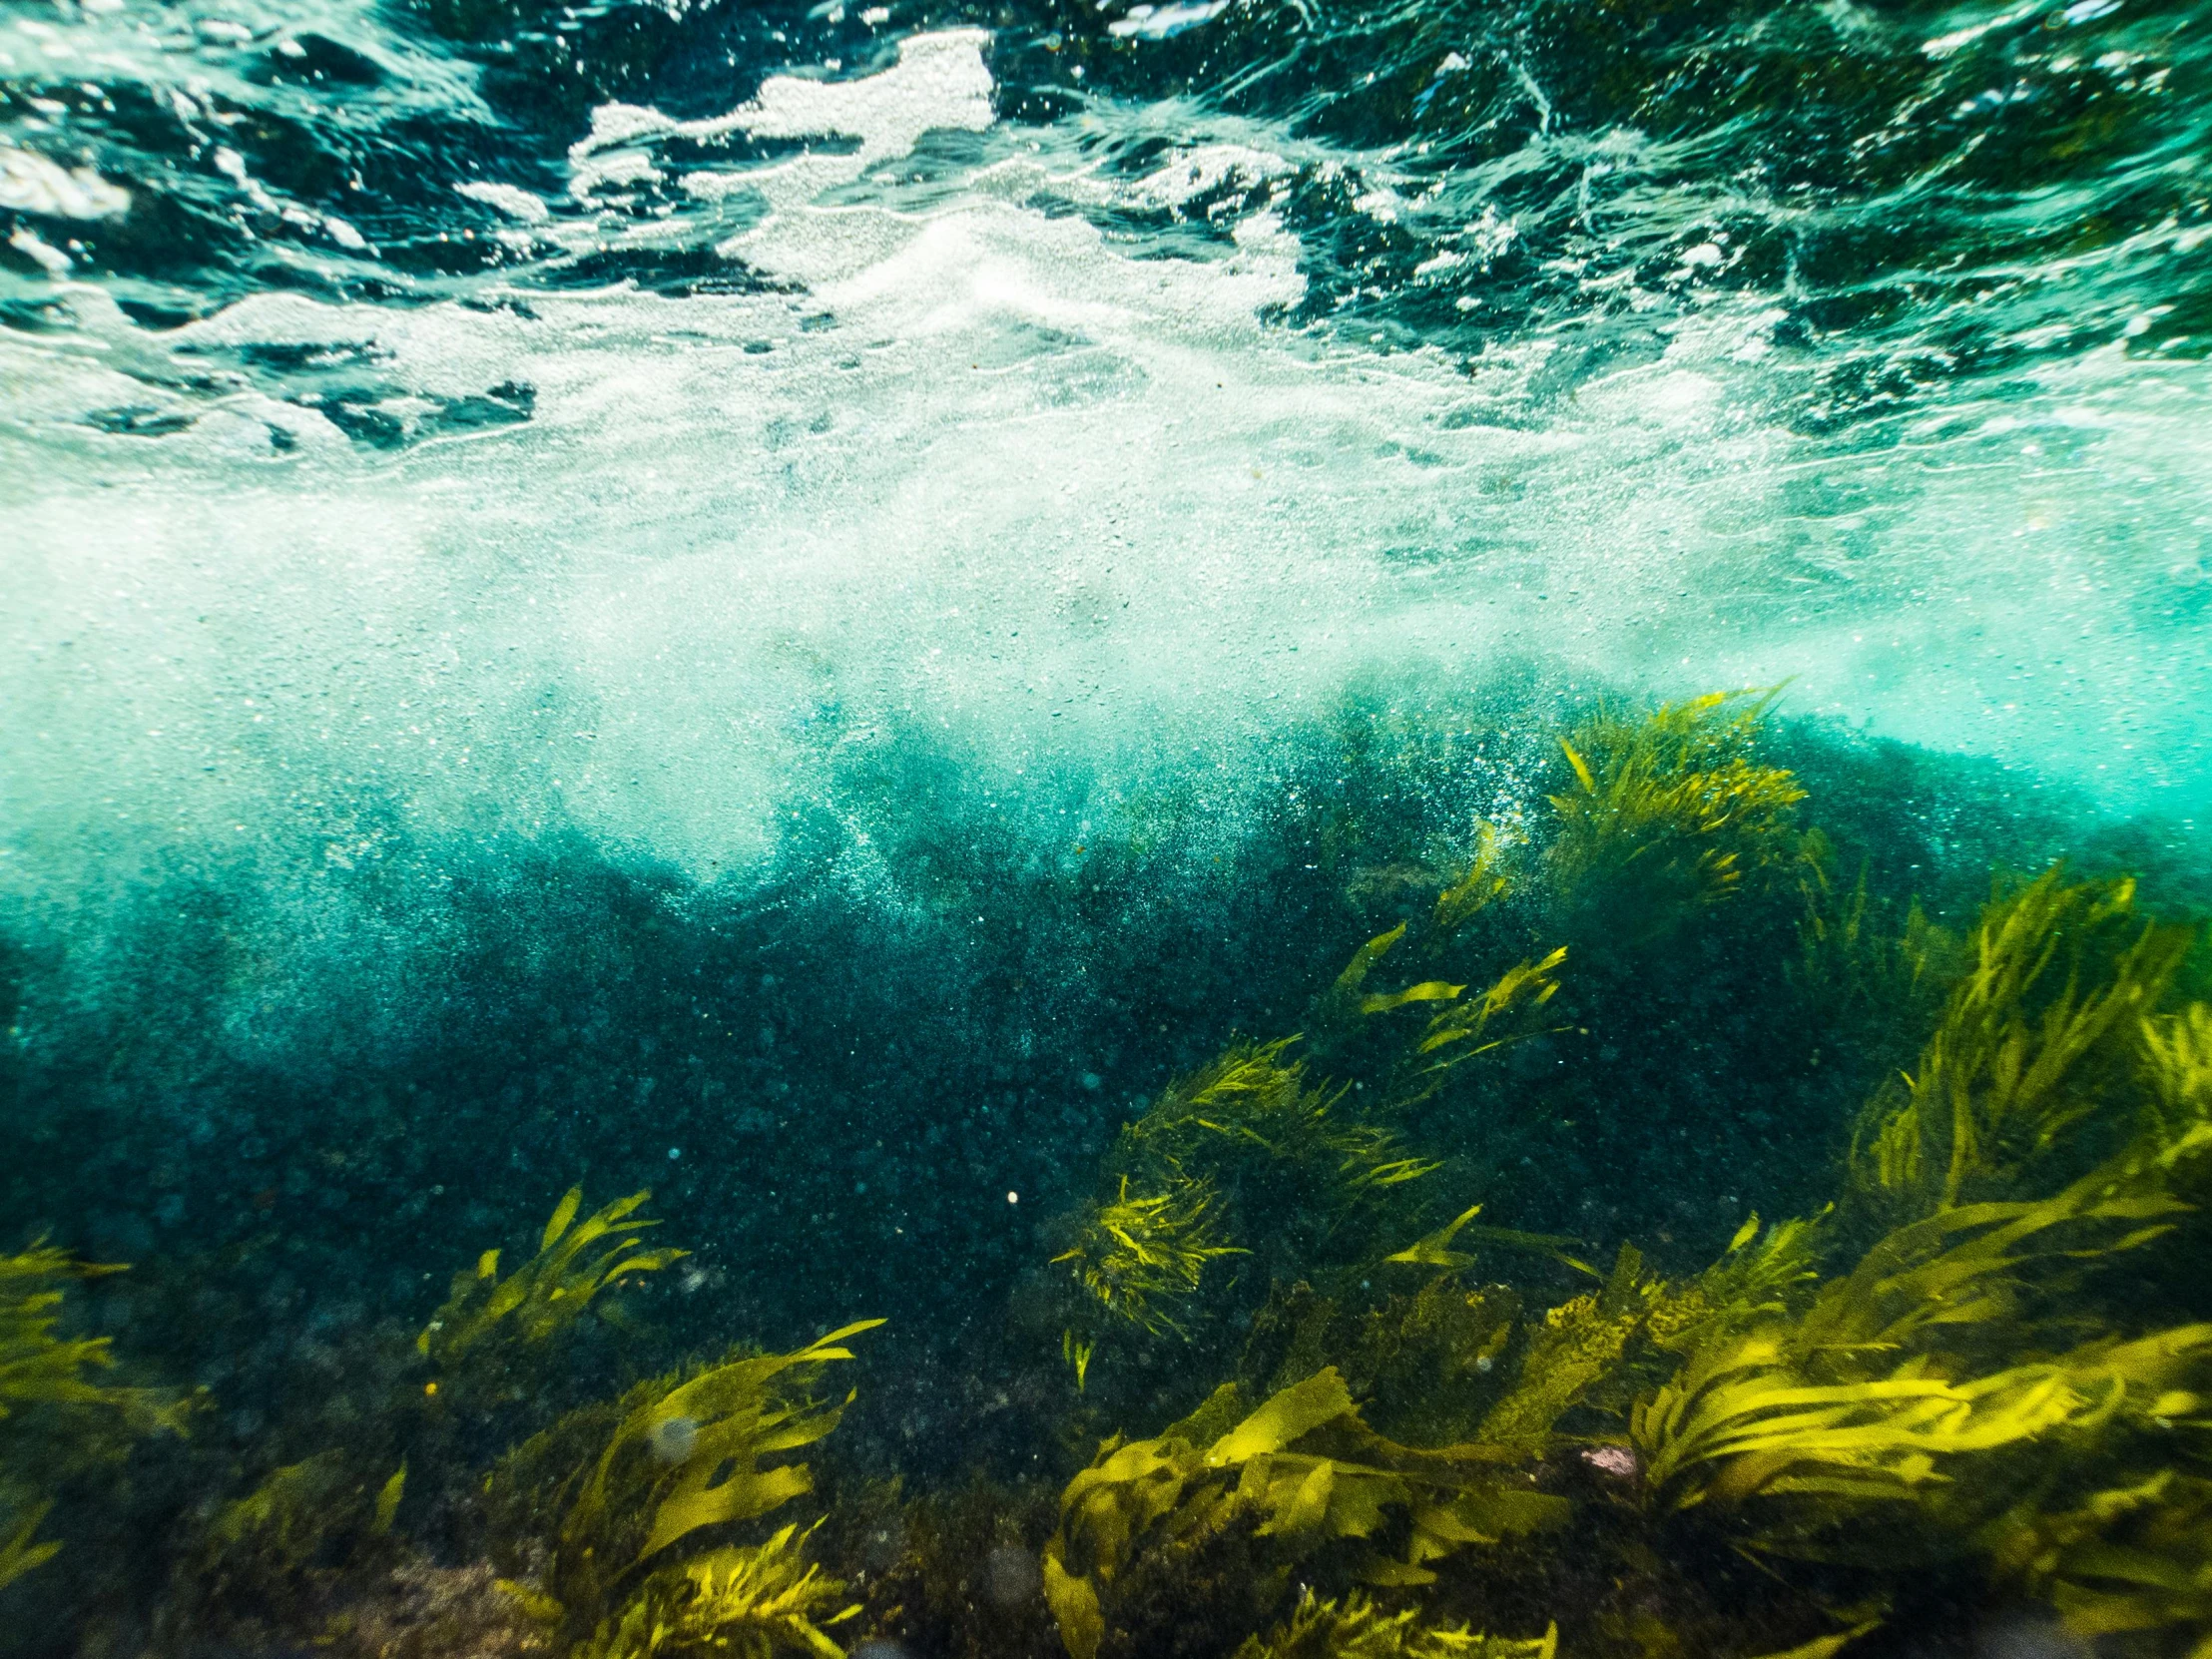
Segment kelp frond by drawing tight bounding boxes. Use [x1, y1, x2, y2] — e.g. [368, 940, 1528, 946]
[1635, 1320, 2212, 1521]
[1318, 832, 1516, 1031]
[1646, 1212, 1827, 1355]
[1478, 1244, 1661, 1454]
[2141, 1002, 2212, 1152]
[1054, 1175, 1245, 1337]
[543, 1320, 883, 1631]
[1382, 1205, 1593, 1279]
[1992, 1470, 2212, 1653]
[189, 1449, 382, 1608]
[1398, 950, 1566, 1102]
[1234, 1588, 1557, 1659]
[419, 1186, 690, 1373]
[0, 1241, 187, 1589]
[1432, 827, 1514, 942]
[576, 1521, 859, 1659]
[1544, 689, 1808, 916]
[0, 1241, 179, 1432]
[1794, 855, 1959, 1034]
[1136, 1040, 1341, 1161]
[1849, 870, 2192, 1220]
[1164, 1040, 1437, 1192]
[0, 1501, 57, 1592]
[1324, 929, 1567, 1112]
[1107, 1039, 1442, 1259]
[1632, 1146, 2212, 1538]
[1043, 1370, 1567, 1659]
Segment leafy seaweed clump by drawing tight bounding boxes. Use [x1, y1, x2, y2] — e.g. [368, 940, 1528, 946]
[1544, 690, 1810, 926]
[1040, 1368, 1566, 1659]
[1031, 693, 2212, 1659]
[490, 1320, 883, 1659]
[571, 1522, 857, 1659]
[0, 1241, 187, 1590]
[420, 1187, 690, 1393]
[1234, 1589, 1555, 1659]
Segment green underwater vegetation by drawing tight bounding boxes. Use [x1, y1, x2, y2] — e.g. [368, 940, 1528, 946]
[1019, 690, 2212, 1659]
[4, 686, 2211, 1659]
[0, 1242, 188, 1593]
[420, 1186, 692, 1399]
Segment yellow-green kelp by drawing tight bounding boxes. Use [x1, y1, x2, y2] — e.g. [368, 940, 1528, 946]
[1033, 693, 2212, 1659]
[0, 1240, 188, 1590]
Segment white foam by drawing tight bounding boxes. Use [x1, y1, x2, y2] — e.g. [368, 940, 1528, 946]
[574, 29, 992, 226]
[0, 142, 131, 218]
[455, 180, 551, 224]
[3, 26, 2209, 905]
[1108, 2, 1230, 40]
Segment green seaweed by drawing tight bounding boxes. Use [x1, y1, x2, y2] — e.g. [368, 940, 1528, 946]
[1991, 1469, 2212, 1652]
[1041, 1369, 1568, 1659]
[571, 1522, 859, 1659]
[1543, 690, 1810, 924]
[0, 1241, 187, 1591]
[0, 1503, 56, 1594]
[1793, 851, 1959, 1038]
[497, 1319, 883, 1650]
[1233, 1589, 1556, 1659]
[1056, 1039, 1444, 1345]
[1054, 1175, 1246, 1340]
[1849, 869, 2192, 1223]
[178, 1450, 398, 1629]
[2141, 1000, 2212, 1150]
[1, 1241, 182, 1434]
[420, 1187, 690, 1383]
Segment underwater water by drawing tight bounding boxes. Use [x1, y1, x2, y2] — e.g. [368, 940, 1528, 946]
[5, 0, 2212, 1652]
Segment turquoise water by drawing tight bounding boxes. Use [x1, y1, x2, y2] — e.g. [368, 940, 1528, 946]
[3, 0, 2211, 1654]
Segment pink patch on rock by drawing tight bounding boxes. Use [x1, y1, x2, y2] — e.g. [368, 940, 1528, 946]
[1581, 1445, 1639, 1478]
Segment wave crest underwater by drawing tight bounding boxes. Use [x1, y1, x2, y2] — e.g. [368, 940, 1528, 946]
[3, 0, 2212, 1656]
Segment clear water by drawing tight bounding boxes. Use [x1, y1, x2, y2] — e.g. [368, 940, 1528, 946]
[3, 0, 2210, 1653]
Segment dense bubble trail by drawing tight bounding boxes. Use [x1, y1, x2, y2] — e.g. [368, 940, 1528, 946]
[3, 0, 2212, 1654]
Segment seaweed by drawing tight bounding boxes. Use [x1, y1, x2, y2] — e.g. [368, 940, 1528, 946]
[1055, 1040, 1443, 1347]
[1239, 1278, 1522, 1449]
[1053, 1175, 1245, 1339]
[571, 1522, 859, 1659]
[174, 1450, 402, 1633]
[1382, 1207, 1591, 1280]
[1542, 691, 1810, 926]
[1382, 954, 1569, 1114]
[1848, 869, 2192, 1223]
[1792, 852, 1959, 1040]
[0, 1242, 182, 1436]
[1990, 1469, 2212, 1652]
[1232, 1589, 1556, 1659]
[420, 1187, 690, 1385]
[2140, 1000, 2212, 1150]
[1475, 1246, 1660, 1455]
[0, 1241, 187, 1591]
[1040, 1369, 1568, 1659]
[0, 1503, 57, 1594]
[494, 1319, 883, 1649]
